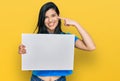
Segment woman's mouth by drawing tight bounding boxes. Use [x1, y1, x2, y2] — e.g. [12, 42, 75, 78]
[48, 23, 54, 27]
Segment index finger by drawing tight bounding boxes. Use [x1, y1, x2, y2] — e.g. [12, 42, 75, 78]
[19, 44, 26, 48]
[57, 17, 65, 20]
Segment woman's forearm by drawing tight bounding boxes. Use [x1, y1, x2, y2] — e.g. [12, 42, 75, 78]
[74, 23, 96, 50]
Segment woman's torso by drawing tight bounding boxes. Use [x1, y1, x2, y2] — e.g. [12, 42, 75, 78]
[38, 76, 61, 81]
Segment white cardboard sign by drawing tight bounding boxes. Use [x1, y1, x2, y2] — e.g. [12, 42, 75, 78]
[22, 34, 75, 70]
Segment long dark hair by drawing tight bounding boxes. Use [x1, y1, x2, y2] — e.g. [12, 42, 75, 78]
[34, 2, 63, 34]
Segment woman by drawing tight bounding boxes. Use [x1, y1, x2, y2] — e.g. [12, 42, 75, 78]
[19, 2, 96, 81]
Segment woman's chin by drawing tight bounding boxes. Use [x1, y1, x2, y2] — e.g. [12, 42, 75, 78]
[47, 28, 55, 33]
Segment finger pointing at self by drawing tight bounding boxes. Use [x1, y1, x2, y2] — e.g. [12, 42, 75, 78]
[58, 17, 76, 26]
[58, 17, 65, 20]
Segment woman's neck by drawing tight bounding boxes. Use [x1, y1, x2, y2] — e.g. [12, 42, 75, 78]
[47, 29, 54, 34]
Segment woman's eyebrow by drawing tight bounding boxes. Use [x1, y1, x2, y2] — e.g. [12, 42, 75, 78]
[51, 13, 58, 16]
[45, 13, 57, 17]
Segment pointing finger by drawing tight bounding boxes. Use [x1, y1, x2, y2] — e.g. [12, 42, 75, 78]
[58, 17, 65, 20]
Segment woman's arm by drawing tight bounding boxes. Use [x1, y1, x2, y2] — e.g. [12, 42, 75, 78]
[58, 17, 96, 51]
[74, 23, 96, 51]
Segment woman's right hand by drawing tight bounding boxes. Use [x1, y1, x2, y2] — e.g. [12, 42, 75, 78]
[18, 44, 26, 54]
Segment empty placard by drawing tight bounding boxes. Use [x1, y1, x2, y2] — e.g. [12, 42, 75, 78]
[22, 34, 75, 70]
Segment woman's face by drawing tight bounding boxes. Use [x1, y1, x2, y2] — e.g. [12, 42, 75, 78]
[44, 8, 59, 33]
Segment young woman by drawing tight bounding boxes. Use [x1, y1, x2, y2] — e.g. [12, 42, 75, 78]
[19, 2, 96, 81]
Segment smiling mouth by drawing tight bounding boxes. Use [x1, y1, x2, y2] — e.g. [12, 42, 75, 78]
[48, 23, 55, 27]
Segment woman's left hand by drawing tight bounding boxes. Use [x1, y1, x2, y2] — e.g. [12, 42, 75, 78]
[58, 17, 78, 27]
[58, 17, 96, 51]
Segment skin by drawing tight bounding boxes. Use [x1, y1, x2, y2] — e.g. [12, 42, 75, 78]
[44, 9, 59, 33]
[19, 8, 96, 81]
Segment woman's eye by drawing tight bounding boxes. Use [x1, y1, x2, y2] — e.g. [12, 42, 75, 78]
[51, 14, 56, 17]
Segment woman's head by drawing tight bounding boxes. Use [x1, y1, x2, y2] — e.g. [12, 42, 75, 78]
[37, 2, 62, 34]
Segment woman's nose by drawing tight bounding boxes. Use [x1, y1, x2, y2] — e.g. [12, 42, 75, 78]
[49, 18, 53, 22]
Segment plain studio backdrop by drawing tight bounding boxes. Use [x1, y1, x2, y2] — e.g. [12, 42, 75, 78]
[0, 0, 120, 81]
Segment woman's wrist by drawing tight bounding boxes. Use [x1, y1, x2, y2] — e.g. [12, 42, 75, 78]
[74, 22, 81, 29]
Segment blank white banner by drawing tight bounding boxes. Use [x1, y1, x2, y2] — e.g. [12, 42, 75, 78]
[22, 34, 75, 70]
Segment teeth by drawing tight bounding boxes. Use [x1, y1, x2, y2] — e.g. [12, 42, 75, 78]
[48, 23, 54, 27]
